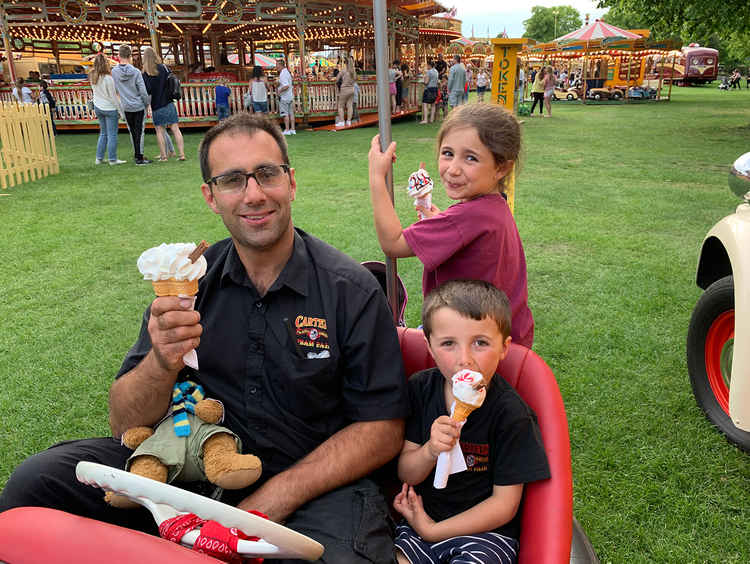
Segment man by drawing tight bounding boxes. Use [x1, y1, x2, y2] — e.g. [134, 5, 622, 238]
[276, 58, 296, 135]
[112, 44, 152, 165]
[0, 113, 409, 562]
[434, 52, 447, 78]
[447, 54, 467, 110]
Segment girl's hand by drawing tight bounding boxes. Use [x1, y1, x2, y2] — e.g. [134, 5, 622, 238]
[368, 134, 397, 179]
[393, 484, 436, 539]
[427, 415, 460, 458]
[415, 203, 440, 219]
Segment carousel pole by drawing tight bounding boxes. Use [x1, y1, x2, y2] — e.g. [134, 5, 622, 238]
[667, 53, 676, 101]
[373, 0, 399, 324]
[145, 0, 160, 53]
[297, 1, 309, 124]
[0, 5, 17, 84]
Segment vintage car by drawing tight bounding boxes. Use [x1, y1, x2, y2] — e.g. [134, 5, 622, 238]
[552, 87, 579, 101]
[687, 152, 750, 452]
[586, 87, 624, 101]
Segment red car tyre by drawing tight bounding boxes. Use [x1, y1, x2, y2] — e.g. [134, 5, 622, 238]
[687, 276, 750, 451]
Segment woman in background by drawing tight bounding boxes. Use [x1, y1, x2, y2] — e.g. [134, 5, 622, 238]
[89, 54, 125, 165]
[142, 46, 185, 161]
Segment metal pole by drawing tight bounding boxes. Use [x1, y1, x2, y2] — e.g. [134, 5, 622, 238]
[373, 0, 399, 324]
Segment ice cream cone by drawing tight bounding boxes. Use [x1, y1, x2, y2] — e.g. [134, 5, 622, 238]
[452, 399, 478, 423]
[152, 278, 199, 297]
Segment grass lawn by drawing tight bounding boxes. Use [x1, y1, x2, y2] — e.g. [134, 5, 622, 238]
[2, 86, 750, 562]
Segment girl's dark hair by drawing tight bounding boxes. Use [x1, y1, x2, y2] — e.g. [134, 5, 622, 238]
[436, 103, 521, 190]
[422, 280, 511, 341]
[252, 65, 263, 79]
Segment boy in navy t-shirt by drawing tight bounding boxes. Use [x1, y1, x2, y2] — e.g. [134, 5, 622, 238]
[215, 78, 231, 121]
[394, 280, 549, 564]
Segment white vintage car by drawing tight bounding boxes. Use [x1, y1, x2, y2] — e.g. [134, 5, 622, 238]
[687, 152, 750, 451]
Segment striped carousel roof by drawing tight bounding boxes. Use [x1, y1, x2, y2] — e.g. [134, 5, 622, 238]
[555, 20, 642, 42]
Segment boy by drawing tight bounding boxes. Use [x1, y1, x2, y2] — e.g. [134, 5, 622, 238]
[215, 77, 231, 121]
[394, 280, 549, 564]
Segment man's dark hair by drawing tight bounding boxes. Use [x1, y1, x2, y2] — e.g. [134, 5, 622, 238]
[199, 113, 289, 183]
[422, 280, 511, 341]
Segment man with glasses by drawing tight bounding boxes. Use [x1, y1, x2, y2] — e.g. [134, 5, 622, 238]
[0, 113, 408, 562]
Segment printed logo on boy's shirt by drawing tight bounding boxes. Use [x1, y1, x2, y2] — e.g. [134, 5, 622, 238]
[461, 441, 489, 472]
[294, 314, 330, 351]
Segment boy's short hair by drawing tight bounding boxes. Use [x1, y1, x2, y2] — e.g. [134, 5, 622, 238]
[118, 44, 131, 59]
[422, 280, 511, 341]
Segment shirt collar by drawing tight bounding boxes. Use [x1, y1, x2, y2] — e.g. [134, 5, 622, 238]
[220, 230, 309, 297]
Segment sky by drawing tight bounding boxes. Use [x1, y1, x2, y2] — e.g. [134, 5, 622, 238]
[448, 1, 608, 39]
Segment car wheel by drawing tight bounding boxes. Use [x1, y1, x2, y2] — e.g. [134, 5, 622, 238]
[567, 93, 574, 100]
[687, 276, 750, 451]
[612, 91, 622, 100]
[552, 94, 559, 101]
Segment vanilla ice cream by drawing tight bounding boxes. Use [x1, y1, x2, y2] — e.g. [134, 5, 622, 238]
[137, 243, 207, 282]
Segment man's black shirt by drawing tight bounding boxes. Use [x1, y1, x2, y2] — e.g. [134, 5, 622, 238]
[117, 229, 409, 480]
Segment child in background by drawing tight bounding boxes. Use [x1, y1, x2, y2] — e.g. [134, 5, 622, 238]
[438, 75, 449, 120]
[393, 279, 549, 564]
[215, 77, 231, 121]
[368, 103, 534, 348]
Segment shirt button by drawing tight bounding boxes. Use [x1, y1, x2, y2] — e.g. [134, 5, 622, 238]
[255, 301, 263, 309]
[249, 386, 258, 395]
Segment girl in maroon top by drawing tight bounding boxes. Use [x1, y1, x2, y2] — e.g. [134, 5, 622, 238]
[368, 103, 534, 348]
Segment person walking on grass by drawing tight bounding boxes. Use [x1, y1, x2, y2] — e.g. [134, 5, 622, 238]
[112, 44, 151, 165]
[89, 54, 126, 166]
[529, 67, 545, 117]
[543, 65, 555, 118]
[420, 59, 439, 124]
[447, 55, 466, 111]
[142, 46, 185, 162]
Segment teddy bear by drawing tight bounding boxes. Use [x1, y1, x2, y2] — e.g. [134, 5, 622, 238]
[106, 379, 262, 508]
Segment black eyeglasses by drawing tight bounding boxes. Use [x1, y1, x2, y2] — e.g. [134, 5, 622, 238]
[208, 164, 290, 194]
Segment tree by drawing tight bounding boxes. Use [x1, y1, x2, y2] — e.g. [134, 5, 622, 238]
[600, 5, 647, 31]
[596, 1, 750, 40]
[522, 6, 582, 43]
[597, 0, 750, 67]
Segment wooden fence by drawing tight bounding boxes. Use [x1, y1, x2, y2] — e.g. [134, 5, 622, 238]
[0, 77, 423, 129]
[0, 102, 59, 189]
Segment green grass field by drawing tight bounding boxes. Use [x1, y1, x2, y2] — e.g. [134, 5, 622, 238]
[2, 86, 750, 562]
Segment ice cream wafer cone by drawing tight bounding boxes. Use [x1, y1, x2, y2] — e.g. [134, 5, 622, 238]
[452, 399, 478, 423]
[151, 278, 199, 297]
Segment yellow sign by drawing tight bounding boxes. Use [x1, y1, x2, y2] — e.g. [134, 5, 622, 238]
[490, 38, 529, 112]
[489, 38, 529, 215]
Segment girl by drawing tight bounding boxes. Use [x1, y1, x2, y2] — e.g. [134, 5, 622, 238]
[389, 60, 403, 113]
[368, 103, 534, 348]
[543, 65, 555, 117]
[475, 67, 489, 103]
[249, 65, 269, 114]
[11, 77, 34, 104]
[89, 54, 126, 165]
[530, 66, 545, 116]
[142, 46, 185, 161]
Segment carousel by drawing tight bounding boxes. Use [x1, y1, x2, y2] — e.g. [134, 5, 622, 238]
[520, 19, 681, 103]
[0, 0, 447, 128]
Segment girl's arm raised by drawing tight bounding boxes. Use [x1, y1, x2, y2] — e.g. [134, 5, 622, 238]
[368, 135, 415, 258]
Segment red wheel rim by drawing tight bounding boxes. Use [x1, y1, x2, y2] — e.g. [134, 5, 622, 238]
[704, 310, 735, 414]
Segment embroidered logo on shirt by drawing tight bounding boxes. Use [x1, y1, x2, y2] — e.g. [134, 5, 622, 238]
[461, 441, 489, 472]
[294, 315, 330, 351]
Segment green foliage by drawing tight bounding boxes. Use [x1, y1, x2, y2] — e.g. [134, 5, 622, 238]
[523, 5, 582, 42]
[600, 4, 648, 30]
[3, 89, 750, 562]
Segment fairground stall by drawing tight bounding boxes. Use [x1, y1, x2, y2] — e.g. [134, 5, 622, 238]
[0, 0, 446, 129]
[521, 20, 681, 103]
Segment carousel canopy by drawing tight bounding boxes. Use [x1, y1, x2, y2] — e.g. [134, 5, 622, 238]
[227, 53, 279, 68]
[555, 20, 642, 42]
[1, 0, 447, 50]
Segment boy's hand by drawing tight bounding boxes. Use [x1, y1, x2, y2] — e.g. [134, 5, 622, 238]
[427, 415, 460, 458]
[368, 134, 397, 180]
[393, 484, 436, 539]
